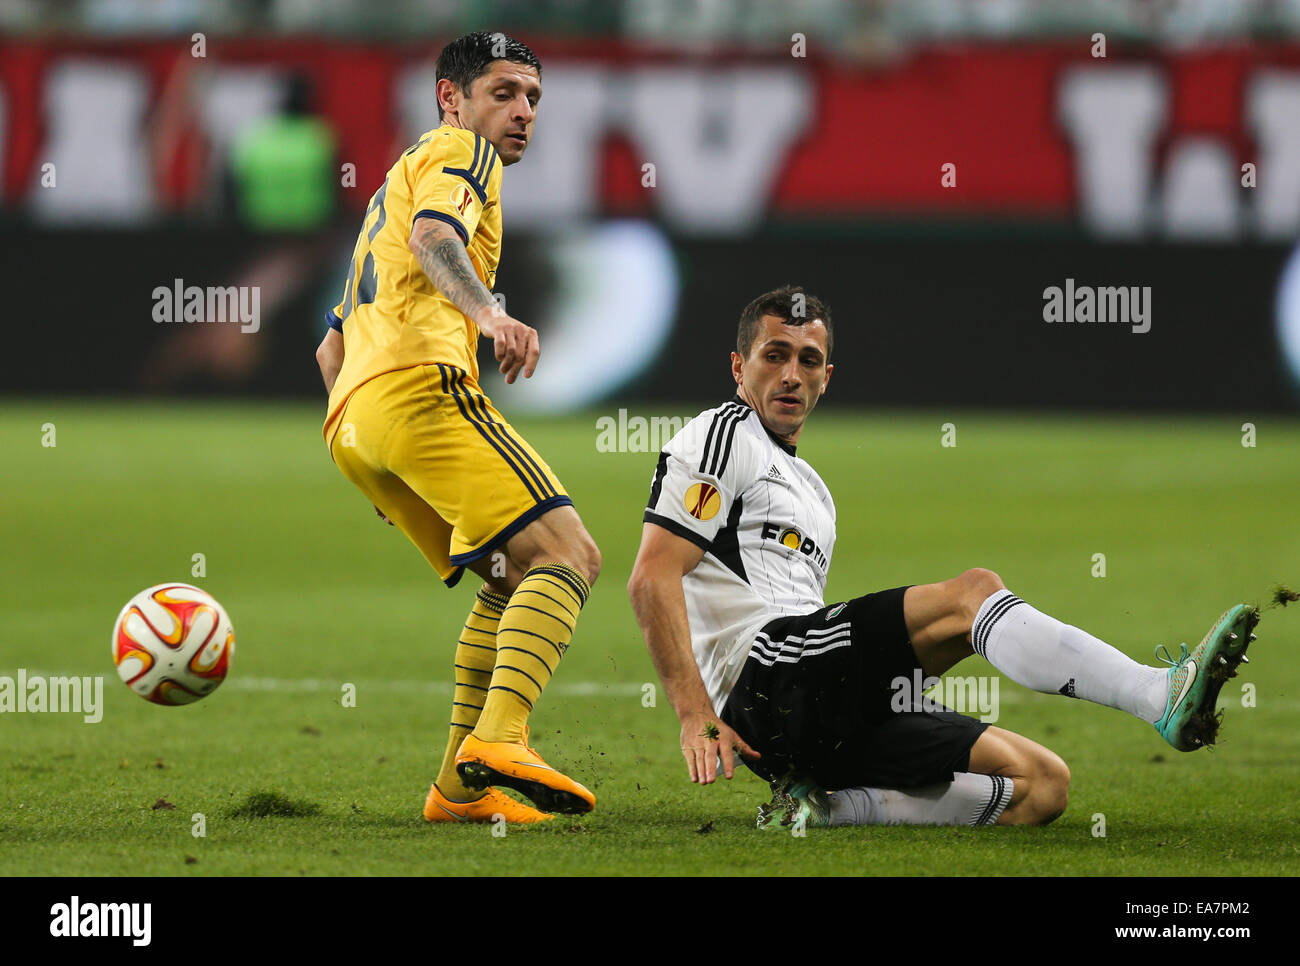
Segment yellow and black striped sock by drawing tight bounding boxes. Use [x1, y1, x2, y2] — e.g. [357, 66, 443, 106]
[436, 585, 507, 800]
[474, 563, 590, 744]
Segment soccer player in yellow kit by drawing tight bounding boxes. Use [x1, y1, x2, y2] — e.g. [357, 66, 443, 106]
[315, 32, 601, 822]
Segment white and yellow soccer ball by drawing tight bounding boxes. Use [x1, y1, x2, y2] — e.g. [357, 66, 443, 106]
[112, 583, 235, 705]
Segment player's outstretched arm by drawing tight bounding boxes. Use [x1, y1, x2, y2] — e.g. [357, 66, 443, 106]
[315, 327, 344, 394]
[628, 523, 760, 784]
[407, 218, 539, 383]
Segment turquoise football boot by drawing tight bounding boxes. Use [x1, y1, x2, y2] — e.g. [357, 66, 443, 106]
[757, 772, 831, 831]
[1154, 604, 1258, 751]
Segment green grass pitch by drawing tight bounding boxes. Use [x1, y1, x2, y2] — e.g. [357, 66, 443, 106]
[1, 400, 1297, 876]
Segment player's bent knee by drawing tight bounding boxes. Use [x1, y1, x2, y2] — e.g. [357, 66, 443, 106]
[578, 538, 602, 588]
[962, 568, 1005, 599]
[1003, 780, 1068, 827]
[1048, 756, 1071, 817]
[483, 576, 515, 598]
[1027, 755, 1070, 825]
[510, 510, 601, 588]
[556, 525, 600, 588]
[558, 536, 601, 589]
[959, 568, 1005, 618]
[980, 731, 1069, 826]
[1033, 782, 1069, 826]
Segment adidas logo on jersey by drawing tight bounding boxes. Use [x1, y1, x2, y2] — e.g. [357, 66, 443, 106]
[767, 464, 785, 481]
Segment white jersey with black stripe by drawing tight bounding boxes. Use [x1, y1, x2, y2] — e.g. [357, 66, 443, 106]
[643, 395, 837, 715]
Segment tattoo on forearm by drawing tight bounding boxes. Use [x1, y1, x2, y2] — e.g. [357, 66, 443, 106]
[413, 229, 497, 320]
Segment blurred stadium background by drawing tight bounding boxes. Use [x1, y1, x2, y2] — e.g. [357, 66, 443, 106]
[2, 0, 1300, 412]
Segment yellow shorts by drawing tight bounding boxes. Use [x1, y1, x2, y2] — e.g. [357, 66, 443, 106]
[327, 363, 571, 588]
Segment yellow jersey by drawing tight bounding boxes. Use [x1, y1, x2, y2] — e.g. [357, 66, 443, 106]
[324, 124, 503, 440]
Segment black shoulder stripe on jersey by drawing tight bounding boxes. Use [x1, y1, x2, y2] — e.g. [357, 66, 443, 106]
[699, 411, 723, 476]
[473, 133, 485, 171]
[713, 405, 752, 479]
[413, 209, 469, 245]
[643, 510, 712, 552]
[705, 405, 748, 477]
[473, 137, 498, 185]
[442, 167, 488, 203]
[646, 451, 669, 509]
[443, 134, 490, 203]
[707, 493, 747, 583]
[699, 403, 746, 477]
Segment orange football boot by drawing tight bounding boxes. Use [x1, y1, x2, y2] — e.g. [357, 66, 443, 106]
[455, 731, 596, 815]
[423, 783, 553, 824]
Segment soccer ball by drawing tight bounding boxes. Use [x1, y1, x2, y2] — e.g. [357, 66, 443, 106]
[112, 583, 235, 705]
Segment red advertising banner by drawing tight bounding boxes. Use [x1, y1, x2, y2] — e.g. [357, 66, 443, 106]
[2, 38, 1298, 237]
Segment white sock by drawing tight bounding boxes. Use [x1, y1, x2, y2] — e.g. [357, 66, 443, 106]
[826, 773, 1013, 827]
[973, 589, 1167, 722]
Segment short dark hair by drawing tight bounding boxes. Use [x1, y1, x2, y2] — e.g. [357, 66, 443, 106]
[736, 284, 833, 361]
[434, 31, 542, 120]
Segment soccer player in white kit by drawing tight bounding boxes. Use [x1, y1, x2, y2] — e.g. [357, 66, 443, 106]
[627, 285, 1258, 829]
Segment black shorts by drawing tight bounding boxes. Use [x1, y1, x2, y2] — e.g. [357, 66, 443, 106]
[720, 586, 990, 791]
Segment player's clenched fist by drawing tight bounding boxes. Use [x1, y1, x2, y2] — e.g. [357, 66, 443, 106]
[678, 710, 760, 784]
[477, 310, 539, 384]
